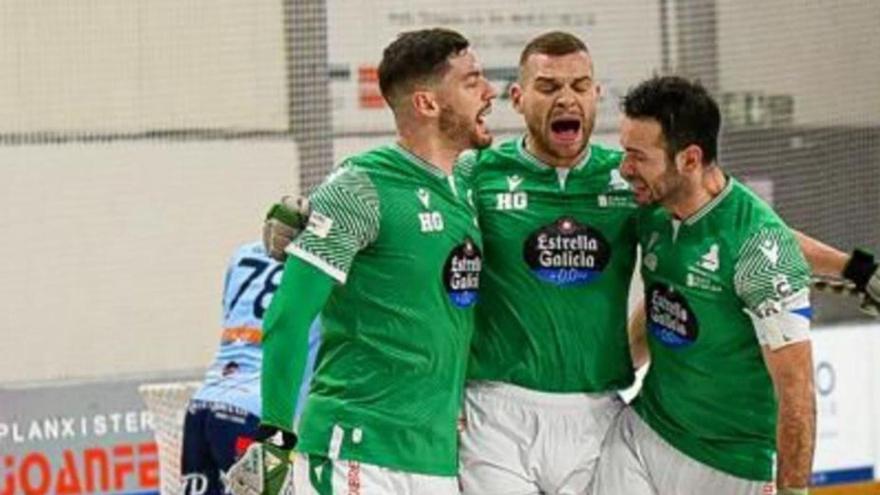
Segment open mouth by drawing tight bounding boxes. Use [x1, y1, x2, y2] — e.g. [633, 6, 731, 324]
[550, 118, 582, 142]
[477, 105, 492, 126]
[630, 182, 651, 201]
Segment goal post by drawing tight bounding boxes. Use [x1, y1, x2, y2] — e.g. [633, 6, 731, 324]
[139, 381, 203, 495]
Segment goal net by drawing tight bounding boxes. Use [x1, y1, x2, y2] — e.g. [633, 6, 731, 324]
[139, 381, 203, 495]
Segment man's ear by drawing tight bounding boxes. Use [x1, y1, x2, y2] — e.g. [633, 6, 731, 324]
[676, 144, 704, 173]
[411, 90, 440, 118]
[510, 83, 524, 115]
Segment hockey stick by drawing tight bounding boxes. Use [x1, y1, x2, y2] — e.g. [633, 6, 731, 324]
[810, 275, 879, 316]
[810, 275, 859, 297]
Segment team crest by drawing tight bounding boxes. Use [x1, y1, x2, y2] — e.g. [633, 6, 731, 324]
[608, 169, 630, 191]
[698, 243, 720, 272]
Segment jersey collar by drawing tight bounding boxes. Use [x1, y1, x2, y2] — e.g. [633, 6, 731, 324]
[683, 175, 735, 226]
[516, 135, 592, 173]
[392, 143, 450, 179]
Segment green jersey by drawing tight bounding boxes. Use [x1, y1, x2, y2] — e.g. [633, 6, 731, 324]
[634, 177, 812, 481]
[287, 144, 482, 476]
[461, 137, 639, 393]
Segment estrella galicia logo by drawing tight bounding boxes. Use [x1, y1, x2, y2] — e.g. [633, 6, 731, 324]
[444, 237, 482, 308]
[647, 283, 699, 348]
[523, 217, 611, 286]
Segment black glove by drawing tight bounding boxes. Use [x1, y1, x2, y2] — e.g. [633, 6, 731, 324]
[842, 248, 880, 317]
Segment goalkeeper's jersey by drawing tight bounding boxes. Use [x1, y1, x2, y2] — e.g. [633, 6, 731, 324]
[633, 177, 812, 481]
[192, 242, 319, 417]
[460, 137, 639, 393]
[286, 144, 482, 476]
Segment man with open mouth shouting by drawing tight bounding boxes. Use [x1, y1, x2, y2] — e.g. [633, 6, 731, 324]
[228, 27, 497, 495]
[454, 31, 637, 495]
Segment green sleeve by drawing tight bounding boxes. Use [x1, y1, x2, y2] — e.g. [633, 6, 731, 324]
[286, 165, 380, 283]
[734, 227, 811, 311]
[260, 256, 334, 431]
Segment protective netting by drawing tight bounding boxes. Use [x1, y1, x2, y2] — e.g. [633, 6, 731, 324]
[139, 382, 202, 495]
[1, 1, 878, 329]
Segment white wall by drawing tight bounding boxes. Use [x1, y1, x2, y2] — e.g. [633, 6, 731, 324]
[0, 0, 287, 133]
[0, 140, 298, 383]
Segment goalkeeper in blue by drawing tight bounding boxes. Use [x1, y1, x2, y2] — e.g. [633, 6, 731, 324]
[181, 241, 319, 495]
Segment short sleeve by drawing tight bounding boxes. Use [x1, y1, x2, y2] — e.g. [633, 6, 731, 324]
[286, 164, 380, 283]
[735, 227, 812, 349]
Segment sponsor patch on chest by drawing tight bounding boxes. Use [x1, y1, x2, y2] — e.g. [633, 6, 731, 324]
[523, 217, 611, 286]
[444, 237, 482, 308]
[647, 283, 700, 348]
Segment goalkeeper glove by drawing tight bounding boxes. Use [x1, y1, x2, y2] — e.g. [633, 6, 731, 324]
[262, 195, 310, 262]
[225, 425, 297, 495]
[842, 248, 880, 317]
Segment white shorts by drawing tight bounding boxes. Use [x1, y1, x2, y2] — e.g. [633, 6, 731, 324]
[460, 381, 625, 495]
[291, 452, 459, 495]
[591, 407, 776, 495]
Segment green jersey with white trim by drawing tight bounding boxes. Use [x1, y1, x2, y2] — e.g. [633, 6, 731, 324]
[634, 177, 812, 481]
[286, 144, 482, 476]
[460, 137, 639, 393]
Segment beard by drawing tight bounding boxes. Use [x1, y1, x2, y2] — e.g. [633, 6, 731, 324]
[652, 162, 689, 205]
[581, 110, 597, 147]
[628, 158, 687, 206]
[439, 104, 492, 150]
